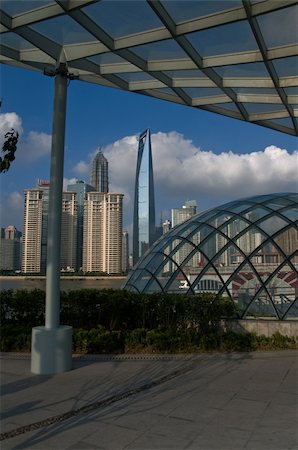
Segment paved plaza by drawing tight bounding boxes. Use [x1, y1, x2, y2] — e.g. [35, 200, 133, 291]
[1, 350, 297, 450]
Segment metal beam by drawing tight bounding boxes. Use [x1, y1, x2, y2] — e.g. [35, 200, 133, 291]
[147, 0, 249, 120]
[14, 26, 61, 60]
[243, 0, 298, 135]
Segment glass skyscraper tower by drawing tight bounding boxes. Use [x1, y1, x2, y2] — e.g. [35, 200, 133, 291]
[91, 149, 109, 192]
[133, 129, 156, 265]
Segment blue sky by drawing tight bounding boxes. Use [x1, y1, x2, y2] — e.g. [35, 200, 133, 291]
[1, 63, 297, 235]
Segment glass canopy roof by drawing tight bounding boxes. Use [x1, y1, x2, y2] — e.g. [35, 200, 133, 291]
[1, 0, 297, 136]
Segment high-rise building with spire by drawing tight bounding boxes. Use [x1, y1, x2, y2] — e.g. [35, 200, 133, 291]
[133, 129, 156, 265]
[91, 149, 109, 192]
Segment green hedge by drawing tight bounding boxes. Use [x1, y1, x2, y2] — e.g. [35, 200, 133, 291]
[0, 288, 237, 330]
[1, 289, 297, 354]
[1, 326, 297, 353]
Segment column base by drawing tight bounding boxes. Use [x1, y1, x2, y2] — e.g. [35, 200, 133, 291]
[31, 326, 73, 374]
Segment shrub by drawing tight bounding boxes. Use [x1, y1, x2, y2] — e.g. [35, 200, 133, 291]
[125, 328, 147, 351]
[185, 294, 237, 333]
[0, 325, 31, 352]
[269, 332, 296, 350]
[73, 327, 124, 354]
[0, 289, 236, 332]
[0, 289, 45, 326]
[220, 331, 258, 352]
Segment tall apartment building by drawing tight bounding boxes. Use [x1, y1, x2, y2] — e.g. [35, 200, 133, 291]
[91, 149, 109, 192]
[36, 179, 50, 272]
[162, 219, 171, 234]
[83, 192, 123, 274]
[0, 225, 22, 271]
[22, 181, 78, 273]
[171, 200, 199, 270]
[67, 180, 95, 270]
[171, 200, 197, 227]
[122, 231, 129, 273]
[61, 192, 77, 271]
[22, 188, 43, 273]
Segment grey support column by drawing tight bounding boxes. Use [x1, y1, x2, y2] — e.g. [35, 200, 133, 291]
[31, 56, 72, 374]
[45, 67, 67, 329]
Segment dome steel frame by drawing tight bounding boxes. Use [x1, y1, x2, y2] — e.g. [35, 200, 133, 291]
[124, 193, 298, 320]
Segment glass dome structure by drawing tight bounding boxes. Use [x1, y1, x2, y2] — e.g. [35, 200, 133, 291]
[124, 193, 298, 320]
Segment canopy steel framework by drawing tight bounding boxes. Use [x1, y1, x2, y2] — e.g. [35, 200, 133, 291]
[1, 0, 297, 135]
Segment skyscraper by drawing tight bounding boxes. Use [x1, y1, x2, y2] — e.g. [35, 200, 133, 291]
[22, 181, 78, 273]
[91, 149, 109, 192]
[22, 188, 43, 273]
[37, 179, 50, 272]
[83, 192, 123, 274]
[122, 231, 129, 273]
[163, 219, 171, 234]
[61, 192, 77, 271]
[171, 200, 197, 227]
[133, 129, 156, 265]
[171, 200, 199, 270]
[67, 180, 95, 270]
[0, 225, 22, 272]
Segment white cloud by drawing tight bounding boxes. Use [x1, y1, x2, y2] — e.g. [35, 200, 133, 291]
[63, 178, 78, 190]
[154, 140, 298, 201]
[0, 112, 51, 164]
[0, 113, 23, 146]
[73, 160, 90, 176]
[103, 131, 297, 207]
[21, 131, 51, 161]
[70, 131, 297, 226]
[0, 191, 23, 230]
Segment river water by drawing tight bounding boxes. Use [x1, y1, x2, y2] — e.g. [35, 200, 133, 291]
[0, 277, 126, 292]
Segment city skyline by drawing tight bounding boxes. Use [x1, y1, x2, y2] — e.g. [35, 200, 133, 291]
[0, 64, 297, 236]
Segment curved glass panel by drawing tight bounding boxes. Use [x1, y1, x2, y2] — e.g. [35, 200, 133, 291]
[257, 6, 298, 48]
[163, 1, 241, 24]
[1, 0, 53, 16]
[83, 1, 164, 38]
[124, 193, 298, 320]
[30, 16, 96, 45]
[186, 21, 258, 57]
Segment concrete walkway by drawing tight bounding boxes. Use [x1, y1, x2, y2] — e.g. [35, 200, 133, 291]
[1, 351, 297, 449]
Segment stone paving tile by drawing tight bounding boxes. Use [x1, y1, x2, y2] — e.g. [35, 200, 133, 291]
[169, 403, 222, 423]
[271, 391, 298, 407]
[102, 410, 162, 432]
[223, 397, 269, 414]
[257, 403, 298, 428]
[185, 424, 252, 449]
[82, 421, 144, 450]
[1, 418, 84, 450]
[210, 409, 263, 432]
[124, 430, 193, 450]
[144, 414, 199, 440]
[67, 441, 102, 449]
[235, 389, 276, 404]
[245, 425, 298, 449]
